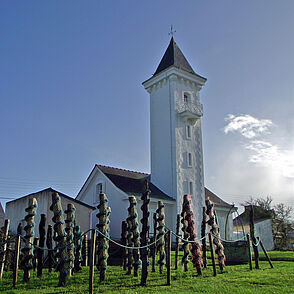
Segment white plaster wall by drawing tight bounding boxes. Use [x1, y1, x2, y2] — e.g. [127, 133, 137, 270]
[255, 219, 274, 251]
[234, 219, 274, 251]
[214, 207, 234, 240]
[77, 169, 130, 240]
[149, 78, 175, 198]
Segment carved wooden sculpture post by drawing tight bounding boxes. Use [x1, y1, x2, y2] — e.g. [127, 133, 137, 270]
[156, 201, 165, 274]
[4, 235, 13, 272]
[205, 199, 225, 272]
[120, 221, 128, 270]
[46, 225, 53, 273]
[174, 214, 180, 270]
[183, 195, 202, 275]
[65, 203, 76, 277]
[127, 196, 140, 277]
[50, 192, 68, 286]
[37, 214, 46, 277]
[0, 219, 10, 280]
[140, 180, 150, 286]
[126, 214, 133, 275]
[32, 237, 39, 271]
[152, 212, 157, 272]
[201, 207, 207, 269]
[73, 225, 82, 272]
[82, 235, 88, 267]
[181, 202, 189, 272]
[22, 198, 37, 282]
[13, 230, 21, 288]
[16, 223, 23, 269]
[96, 193, 110, 282]
[249, 205, 260, 269]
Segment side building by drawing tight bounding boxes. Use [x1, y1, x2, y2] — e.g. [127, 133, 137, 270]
[5, 187, 94, 236]
[233, 205, 274, 251]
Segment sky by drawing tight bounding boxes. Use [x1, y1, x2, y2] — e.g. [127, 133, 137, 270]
[0, 1, 293, 217]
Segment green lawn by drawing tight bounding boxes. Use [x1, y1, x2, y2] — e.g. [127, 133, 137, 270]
[258, 250, 294, 261]
[1, 251, 293, 293]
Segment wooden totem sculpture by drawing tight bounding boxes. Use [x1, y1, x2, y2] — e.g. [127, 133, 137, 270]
[22, 198, 37, 282]
[65, 203, 76, 277]
[156, 201, 165, 274]
[81, 235, 88, 267]
[120, 221, 128, 270]
[181, 199, 189, 272]
[46, 225, 53, 273]
[50, 192, 69, 286]
[205, 198, 226, 271]
[37, 213, 46, 277]
[140, 180, 150, 286]
[126, 212, 133, 275]
[127, 196, 141, 276]
[96, 193, 110, 282]
[183, 195, 202, 275]
[73, 225, 82, 272]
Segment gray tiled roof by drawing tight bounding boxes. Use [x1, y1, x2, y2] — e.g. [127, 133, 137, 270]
[97, 165, 232, 208]
[7, 188, 95, 210]
[153, 37, 205, 80]
[97, 165, 175, 201]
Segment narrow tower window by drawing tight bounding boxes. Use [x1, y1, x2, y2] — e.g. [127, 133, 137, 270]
[189, 181, 193, 195]
[183, 92, 190, 103]
[186, 125, 191, 139]
[187, 152, 192, 167]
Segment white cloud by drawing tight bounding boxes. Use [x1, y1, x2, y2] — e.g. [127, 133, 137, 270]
[224, 114, 273, 138]
[223, 114, 294, 179]
[245, 140, 294, 178]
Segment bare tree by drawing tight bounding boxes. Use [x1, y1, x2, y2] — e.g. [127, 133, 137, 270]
[272, 203, 293, 250]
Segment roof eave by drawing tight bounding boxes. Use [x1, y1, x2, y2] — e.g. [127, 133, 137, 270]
[142, 66, 207, 89]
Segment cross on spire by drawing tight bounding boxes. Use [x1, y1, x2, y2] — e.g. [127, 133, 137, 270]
[168, 25, 176, 37]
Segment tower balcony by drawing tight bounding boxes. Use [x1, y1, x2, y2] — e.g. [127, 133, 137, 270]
[176, 102, 203, 124]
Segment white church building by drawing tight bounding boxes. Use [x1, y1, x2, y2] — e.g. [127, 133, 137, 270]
[76, 37, 236, 240]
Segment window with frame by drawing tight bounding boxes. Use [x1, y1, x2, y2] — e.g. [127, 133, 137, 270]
[189, 181, 193, 195]
[183, 92, 190, 103]
[187, 152, 192, 167]
[96, 183, 103, 195]
[186, 125, 191, 139]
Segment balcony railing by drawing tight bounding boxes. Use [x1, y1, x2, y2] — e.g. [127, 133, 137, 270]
[176, 101, 203, 118]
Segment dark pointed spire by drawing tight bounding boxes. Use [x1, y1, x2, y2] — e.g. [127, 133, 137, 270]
[154, 37, 196, 76]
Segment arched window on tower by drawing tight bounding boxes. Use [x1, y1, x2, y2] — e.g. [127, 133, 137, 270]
[183, 92, 191, 103]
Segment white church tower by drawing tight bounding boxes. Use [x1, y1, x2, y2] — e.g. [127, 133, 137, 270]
[143, 37, 207, 234]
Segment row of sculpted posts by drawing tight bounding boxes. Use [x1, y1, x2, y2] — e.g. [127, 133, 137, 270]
[120, 193, 227, 280]
[0, 193, 93, 288]
[0, 185, 227, 290]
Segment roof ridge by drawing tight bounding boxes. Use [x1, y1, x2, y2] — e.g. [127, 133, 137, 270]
[153, 37, 196, 77]
[96, 164, 149, 176]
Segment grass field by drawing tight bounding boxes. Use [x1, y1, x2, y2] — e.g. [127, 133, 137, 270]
[1, 251, 293, 293]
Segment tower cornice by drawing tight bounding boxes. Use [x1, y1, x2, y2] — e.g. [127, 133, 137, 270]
[142, 66, 206, 93]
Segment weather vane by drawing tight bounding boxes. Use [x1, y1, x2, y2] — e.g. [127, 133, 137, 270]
[168, 25, 176, 37]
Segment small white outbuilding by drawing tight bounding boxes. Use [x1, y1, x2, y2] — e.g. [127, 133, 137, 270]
[5, 187, 95, 236]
